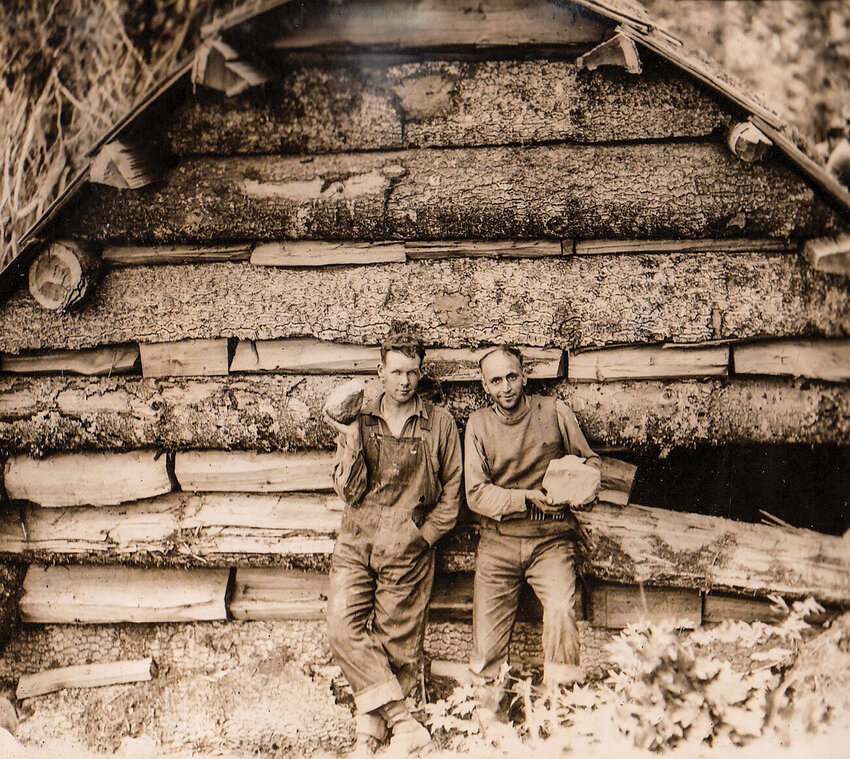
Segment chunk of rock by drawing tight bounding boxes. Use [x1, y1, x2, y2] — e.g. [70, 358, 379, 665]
[542, 455, 601, 509]
[323, 379, 365, 425]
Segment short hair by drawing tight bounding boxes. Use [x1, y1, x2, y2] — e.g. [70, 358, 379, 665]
[380, 332, 426, 364]
[478, 345, 523, 372]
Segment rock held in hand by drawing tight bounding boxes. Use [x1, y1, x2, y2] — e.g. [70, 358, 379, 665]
[542, 454, 601, 510]
[323, 379, 365, 424]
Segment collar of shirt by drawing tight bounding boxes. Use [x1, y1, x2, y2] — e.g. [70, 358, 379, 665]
[362, 393, 431, 434]
[491, 394, 532, 425]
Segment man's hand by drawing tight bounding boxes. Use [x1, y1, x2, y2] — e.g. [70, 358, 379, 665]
[323, 410, 361, 450]
[524, 489, 564, 515]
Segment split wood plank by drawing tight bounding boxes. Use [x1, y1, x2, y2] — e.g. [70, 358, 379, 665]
[268, 0, 607, 50]
[568, 344, 729, 381]
[577, 33, 642, 74]
[231, 339, 381, 373]
[103, 244, 251, 266]
[573, 239, 793, 255]
[89, 140, 162, 189]
[170, 58, 730, 156]
[425, 347, 564, 382]
[733, 339, 850, 382]
[3, 450, 171, 508]
[229, 569, 329, 620]
[174, 450, 334, 492]
[598, 455, 637, 506]
[702, 594, 786, 625]
[404, 241, 564, 261]
[803, 234, 850, 276]
[1, 374, 849, 455]
[252, 241, 406, 267]
[19, 565, 229, 623]
[0, 345, 139, 376]
[58, 144, 843, 243]
[16, 658, 156, 700]
[140, 338, 230, 378]
[577, 503, 850, 605]
[586, 582, 701, 629]
[194, 37, 268, 97]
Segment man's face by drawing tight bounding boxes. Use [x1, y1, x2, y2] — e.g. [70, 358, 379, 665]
[480, 350, 526, 412]
[378, 351, 422, 404]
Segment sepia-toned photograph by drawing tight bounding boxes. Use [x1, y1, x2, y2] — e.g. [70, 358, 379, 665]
[0, 1, 848, 757]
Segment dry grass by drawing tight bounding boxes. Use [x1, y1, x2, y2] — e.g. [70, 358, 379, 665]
[0, 1, 215, 269]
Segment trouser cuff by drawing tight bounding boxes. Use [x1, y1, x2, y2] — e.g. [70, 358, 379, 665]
[353, 677, 405, 714]
[355, 712, 388, 741]
[543, 662, 585, 686]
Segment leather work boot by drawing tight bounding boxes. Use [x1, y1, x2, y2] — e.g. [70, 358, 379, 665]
[385, 719, 433, 757]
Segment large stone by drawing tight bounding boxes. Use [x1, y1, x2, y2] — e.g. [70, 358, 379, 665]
[323, 379, 365, 425]
[542, 455, 601, 509]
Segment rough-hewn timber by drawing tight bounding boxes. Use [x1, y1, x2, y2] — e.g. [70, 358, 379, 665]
[577, 503, 850, 605]
[16, 657, 156, 699]
[56, 144, 842, 243]
[2, 255, 848, 353]
[0, 374, 847, 456]
[169, 58, 729, 155]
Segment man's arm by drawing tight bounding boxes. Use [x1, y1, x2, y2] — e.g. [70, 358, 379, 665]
[326, 413, 367, 505]
[418, 414, 462, 546]
[556, 400, 601, 470]
[464, 419, 530, 521]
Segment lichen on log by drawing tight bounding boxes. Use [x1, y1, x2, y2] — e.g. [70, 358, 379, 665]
[55, 143, 842, 243]
[1, 254, 848, 353]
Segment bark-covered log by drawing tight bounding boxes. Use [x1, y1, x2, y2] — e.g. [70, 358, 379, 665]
[0, 374, 848, 457]
[56, 143, 842, 244]
[169, 58, 729, 155]
[2, 255, 848, 354]
[577, 503, 850, 605]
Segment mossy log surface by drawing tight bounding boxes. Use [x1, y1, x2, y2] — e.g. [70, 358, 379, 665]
[169, 59, 730, 155]
[2, 255, 848, 353]
[0, 374, 847, 457]
[56, 143, 842, 243]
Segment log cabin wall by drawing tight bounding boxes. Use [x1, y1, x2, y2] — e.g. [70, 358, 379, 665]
[0, 3, 848, 739]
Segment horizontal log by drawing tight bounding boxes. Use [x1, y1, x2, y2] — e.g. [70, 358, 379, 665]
[251, 241, 406, 267]
[3, 451, 171, 508]
[576, 503, 850, 605]
[103, 244, 251, 266]
[231, 339, 382, 373]
[1, 374, 848, 456]
[568, 344, 729, 381]
[57, 143, 842, 243]
[586, 582, 701, 629]
[0, 345, 140, 376]
[140, 339, 230, 378]
[405, 240, 564, 260]
[732, 339, 850, 382]
[169, 58, 728, 155]
[573, 238, 792, 255]
[174, 450, 334, 492]
[19, 565, 229, 623]
[3, 254, 848, 353]
[16, 658, 155, 699]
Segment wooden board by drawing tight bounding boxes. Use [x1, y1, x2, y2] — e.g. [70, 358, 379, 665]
[3, 450, 171, 508]
[733, 339, 850, 382]
[231, 339, 381, 373]
[4, 254, 848, 354]
[568, 343, 729, 381]
[251, 241, 406, 267]
[405, 240, 564, 260]
[170, 58, 728, 155]
[57, 143, 842, 243]
[174, 450, 334, 492]
[229, 568, 330, 620]
[19, 565, 229, 623]
[598, 455, 637, 506]
[577, 503, 850, 605]
[803, 234, 850, 275]
[573, 238, 792, 255]
[140, 339, 230, 377]
[424, 347, 564, 381]
[1, 374, 849, 456]
[103, 244, 251, 266]
[586, 581, 701, 629]
[0, 345, 140, 376]
[17, 658, 155, 699]
[702, 594, 785, 625]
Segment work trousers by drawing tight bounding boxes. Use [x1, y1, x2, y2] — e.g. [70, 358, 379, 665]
[327, 505, 434, 737]
[470, 529, 580, 702]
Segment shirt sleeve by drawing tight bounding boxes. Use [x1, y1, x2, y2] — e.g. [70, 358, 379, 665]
[332, 432, 367, 505]
[464, 417, 528, 521]
[556, 400, 601, 470]
[418, 414, 463, 547]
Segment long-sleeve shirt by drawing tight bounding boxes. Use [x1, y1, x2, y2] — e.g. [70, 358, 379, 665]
[333, 395, 462, 546]
[465, 395, 600, 536]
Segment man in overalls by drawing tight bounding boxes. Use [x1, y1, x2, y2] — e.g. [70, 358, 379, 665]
[464, 346, 600, 716]
[325, 333, 463, 757]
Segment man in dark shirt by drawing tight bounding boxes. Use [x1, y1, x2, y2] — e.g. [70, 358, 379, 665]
[325, 333, 463, 757]
[465, 346, 600, 710]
